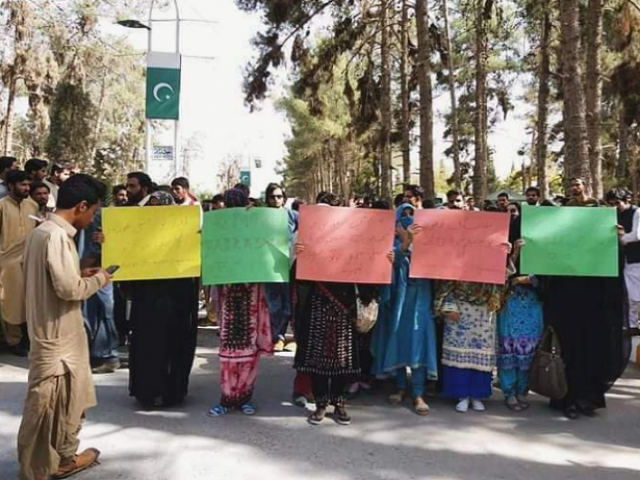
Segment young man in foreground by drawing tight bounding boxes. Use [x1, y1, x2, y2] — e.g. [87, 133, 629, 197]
[18, 174, 112, 480]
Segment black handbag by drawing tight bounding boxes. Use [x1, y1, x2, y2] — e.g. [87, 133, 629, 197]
[529, 326, 569, 400]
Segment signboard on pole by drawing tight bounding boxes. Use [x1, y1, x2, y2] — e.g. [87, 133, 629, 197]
[152, 146, 174, 161]
[240, 170, 251, 187]
[146, 52, 181, 120]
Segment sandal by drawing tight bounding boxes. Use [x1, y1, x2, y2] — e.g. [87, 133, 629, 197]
[207, 404, 228, 417]
[505, 398, 523, 412]
[334, 406, 351, 426]
[240, 402, 257, 416]
[308, 407, 326, 425]
[414, 397, 430, 416]
[516, 395, 530, 410]
[388, 390, 406, 406]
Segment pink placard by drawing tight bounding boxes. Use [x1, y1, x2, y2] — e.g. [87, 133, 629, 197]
[297, 205, 395, 284]
[410, 209, 510, 285]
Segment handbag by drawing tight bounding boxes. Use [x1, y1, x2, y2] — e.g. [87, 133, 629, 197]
[354, 286, 379, 334]
[529, 326, 569, 400]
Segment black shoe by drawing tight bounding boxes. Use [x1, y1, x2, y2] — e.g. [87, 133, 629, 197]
[564, 406, 580, 420]
[9, 344, 28, 357]
[576, 402, 596, 418]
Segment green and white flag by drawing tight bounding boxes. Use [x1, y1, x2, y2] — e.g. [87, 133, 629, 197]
[146, 52, 181, 120]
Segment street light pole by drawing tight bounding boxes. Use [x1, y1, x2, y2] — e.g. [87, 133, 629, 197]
[143, 0, 181, 176]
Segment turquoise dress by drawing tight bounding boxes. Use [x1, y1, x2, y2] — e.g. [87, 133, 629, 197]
[497, 283, 544, 398]
[370, 205, 438, 386]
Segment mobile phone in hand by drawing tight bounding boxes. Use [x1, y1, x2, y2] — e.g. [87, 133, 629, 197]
[105, 265, 120, 275]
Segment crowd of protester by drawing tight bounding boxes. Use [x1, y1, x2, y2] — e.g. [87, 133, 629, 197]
[0, 154, 637, 480]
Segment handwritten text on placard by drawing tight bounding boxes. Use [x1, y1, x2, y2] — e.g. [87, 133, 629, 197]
[411, 209, 510, 285]
[297, 205, 395, 284]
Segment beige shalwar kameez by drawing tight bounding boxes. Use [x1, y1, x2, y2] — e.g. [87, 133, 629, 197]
[0, 196, 38, 345]
[17, 214, 108, 480]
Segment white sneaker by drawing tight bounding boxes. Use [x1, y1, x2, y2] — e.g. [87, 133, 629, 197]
[456, 397, 470, 413]
[471, 399, 486, 412]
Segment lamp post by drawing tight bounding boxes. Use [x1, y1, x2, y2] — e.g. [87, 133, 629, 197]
[117, 0, 181, 176]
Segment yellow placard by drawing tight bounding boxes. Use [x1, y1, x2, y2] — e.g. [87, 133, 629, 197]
[103, 205, 201, 281]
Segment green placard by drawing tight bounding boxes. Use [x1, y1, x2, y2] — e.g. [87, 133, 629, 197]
[202, 208, 290, 285]
[520, 205, 619, 277]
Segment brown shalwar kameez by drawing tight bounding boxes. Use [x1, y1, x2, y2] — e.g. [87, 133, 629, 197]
[18, 214, 107, 480]
[0, 196, 38, 345]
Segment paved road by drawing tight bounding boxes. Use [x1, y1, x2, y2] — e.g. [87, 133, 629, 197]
[1, 329, 639, 480]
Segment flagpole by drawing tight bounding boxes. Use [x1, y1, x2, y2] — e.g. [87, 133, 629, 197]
[173, 0, 182, 177]
[144, 0, 157, 173]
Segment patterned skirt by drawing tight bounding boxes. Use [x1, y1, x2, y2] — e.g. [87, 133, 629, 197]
[294, 282, 359, 377]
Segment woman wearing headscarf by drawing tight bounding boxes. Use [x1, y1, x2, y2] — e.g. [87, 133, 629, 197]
[128, 191, 200, 408]
[370, 203, 437, 415]
[208, 188, 273, 416]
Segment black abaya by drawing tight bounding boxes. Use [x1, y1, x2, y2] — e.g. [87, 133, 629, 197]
[128, 278, 199, 407]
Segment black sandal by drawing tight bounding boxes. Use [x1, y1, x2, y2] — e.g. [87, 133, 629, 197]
[334, 406, 351, 426]
[308, 407, 326, 425]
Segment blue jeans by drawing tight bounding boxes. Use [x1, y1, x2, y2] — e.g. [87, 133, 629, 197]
[83, 284, 119, 362]
[396, 366, 426, 397]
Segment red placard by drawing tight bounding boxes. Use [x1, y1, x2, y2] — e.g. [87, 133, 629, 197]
[297, 205, 395, 284]
[410, 209, 510, 284]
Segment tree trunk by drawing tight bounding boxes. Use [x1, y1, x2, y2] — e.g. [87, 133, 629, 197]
[617, 105, 630, 182]
[416, 0, 435, 199]
[440, 0, 462, 189]
[400, 0, 411, 185]
[380, 0, 393, 199]
[472, 0, 491, 203]
[560, 0, 591, 193]
[631, 141, 639, 202]
[536, 4, 551, 200]
[585, 0, 603, 198]
[3, 72, 17, 155]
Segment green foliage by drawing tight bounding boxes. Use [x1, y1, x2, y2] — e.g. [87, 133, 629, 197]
[45, 81, 96, 167]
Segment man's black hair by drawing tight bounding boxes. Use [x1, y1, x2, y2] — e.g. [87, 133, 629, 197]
[50, 164, 68, 175]
[525, 186, 540, 196]
[404, 184, 425, 199]
[127, 171, 153, 191]
[112, 184, 126, 196]
[0, 156, 17, 174]
[372, 200, 391, 210]
[497, 191, 510, 199]
[316, 191, 340, 206]
[30, 181, 50, 195]
[171, 176, 190, 189]
[57, 174, 106, 209]
[446, 189, 462, 199]
[24, 158, 48, 174]
[6, 170, 28, 186]
[212, 194, 224, 203]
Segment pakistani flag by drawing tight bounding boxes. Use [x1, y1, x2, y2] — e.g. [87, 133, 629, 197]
[146, 52, 181, 120]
